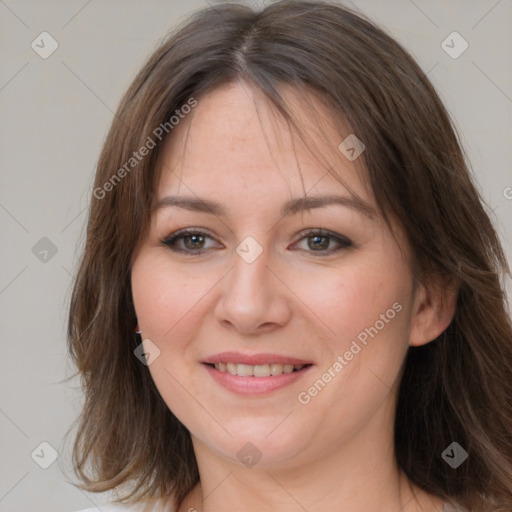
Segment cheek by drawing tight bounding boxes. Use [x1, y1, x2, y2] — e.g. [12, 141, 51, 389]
[293, 269, 411, 443]
[131, 253, 213, 342]
[290, 248, 413, 409]
[131, 254, 218, 427]
[294, 256, 411, 351]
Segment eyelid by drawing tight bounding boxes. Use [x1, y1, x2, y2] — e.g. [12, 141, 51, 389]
[165, 227, 220, 240]
[293, 227, 351, 243]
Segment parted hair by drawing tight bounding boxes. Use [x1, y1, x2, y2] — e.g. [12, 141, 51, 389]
[67, 1, 512, 510]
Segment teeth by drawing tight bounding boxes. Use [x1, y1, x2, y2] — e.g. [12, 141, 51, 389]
[214, 362, 306, 376]
[254, 364, 270, 377]
[237, 364, 254, 377]
[270, 363, 283, 376]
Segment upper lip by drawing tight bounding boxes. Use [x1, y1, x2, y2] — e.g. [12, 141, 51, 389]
[201, 351, 313, 366]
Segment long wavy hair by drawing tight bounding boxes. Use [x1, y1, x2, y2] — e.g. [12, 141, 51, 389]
[66, 1, 512, 510]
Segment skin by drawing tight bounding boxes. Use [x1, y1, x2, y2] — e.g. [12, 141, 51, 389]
[131, 80, 456, 512]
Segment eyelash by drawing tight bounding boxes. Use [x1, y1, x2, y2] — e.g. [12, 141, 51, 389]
[160, 228, 353, 256]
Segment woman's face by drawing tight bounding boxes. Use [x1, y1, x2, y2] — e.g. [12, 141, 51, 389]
[131, 81, 423, 470]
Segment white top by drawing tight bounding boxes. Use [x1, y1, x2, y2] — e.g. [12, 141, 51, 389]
[77, 508, 141, 512]
[78, 509, 137, 512]
[75, 501, 172, 512]
[76, 507, 151, 512]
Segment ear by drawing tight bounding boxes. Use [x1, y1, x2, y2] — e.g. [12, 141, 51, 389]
[409, 273, 458, 347]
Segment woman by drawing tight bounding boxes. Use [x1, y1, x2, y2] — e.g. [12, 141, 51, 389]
[68, 1, 512, 511]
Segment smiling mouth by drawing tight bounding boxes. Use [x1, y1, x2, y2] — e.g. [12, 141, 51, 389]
[206, 362, 311, 377]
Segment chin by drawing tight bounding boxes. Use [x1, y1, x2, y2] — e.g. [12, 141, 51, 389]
[190, 415, 312, 468]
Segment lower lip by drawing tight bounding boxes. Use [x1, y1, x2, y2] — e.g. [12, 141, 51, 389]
[203, 364, 313, 395]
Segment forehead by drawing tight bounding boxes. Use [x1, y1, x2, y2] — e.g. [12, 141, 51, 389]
[155, 81, 371, 205]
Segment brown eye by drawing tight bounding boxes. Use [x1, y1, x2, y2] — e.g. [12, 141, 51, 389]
[182, 234, 206, 250]
[307, 235, 331, 251]
[293, 229, 353, 254]
[161, 229, 221, 254]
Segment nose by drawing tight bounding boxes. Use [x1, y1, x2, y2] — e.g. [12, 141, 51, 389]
[214, 246, 292, 335]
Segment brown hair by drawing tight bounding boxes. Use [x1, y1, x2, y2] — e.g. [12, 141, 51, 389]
[67, 1, 512, 510]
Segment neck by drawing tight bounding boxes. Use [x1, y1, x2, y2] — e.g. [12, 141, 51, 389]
[179, 402, 443, 512]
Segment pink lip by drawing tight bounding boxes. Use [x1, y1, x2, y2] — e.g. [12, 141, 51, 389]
[201, 351, 312, 366]
[202, 363, 313, 396]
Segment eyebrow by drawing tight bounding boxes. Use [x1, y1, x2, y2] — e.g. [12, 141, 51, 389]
[152, 194, 377, 219]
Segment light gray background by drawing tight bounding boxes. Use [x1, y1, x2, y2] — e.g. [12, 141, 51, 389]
[1, 1, 511, 511]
